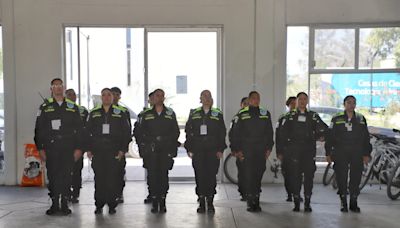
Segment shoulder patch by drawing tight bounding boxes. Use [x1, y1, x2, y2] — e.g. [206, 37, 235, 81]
[211, 110, 219, 117]
[166, 107, 174, 116]
[113, 107, 121, 114]
[67, 102, 75, 109]
[260, 108, 267, 116]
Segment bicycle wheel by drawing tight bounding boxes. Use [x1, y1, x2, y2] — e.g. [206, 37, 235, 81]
[223, 153, 239, 185]
[323, 163, 335, 186]
[359, 156, 377, 191]
[332, 175, 338, 190]
[387, 162, 400, 200]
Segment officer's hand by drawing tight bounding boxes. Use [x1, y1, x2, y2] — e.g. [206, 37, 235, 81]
[326, 155, 332, 164]
[216, 151, 223, 159]
[363, 156, 370, 165]
[277, 154, 283, 161]
[87, 151, 93, 160]
[265, 150, 272, 159]
[236, 151, 244, 161]
[117, 151, 124, 161]
[39, 150, 46, 162]
[187, 152, 193, 159]
[74, 149, 82, 162]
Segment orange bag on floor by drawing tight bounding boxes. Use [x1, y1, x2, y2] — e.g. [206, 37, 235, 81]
[20, 144, 45, 187]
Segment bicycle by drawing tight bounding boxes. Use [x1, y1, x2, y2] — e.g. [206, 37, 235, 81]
[322, 162, 338, 189]
[223, 152, 281, 185]
[359, 132, 400, 191]
[386, 129, 400, 200]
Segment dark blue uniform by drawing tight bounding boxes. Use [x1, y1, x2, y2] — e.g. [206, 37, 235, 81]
[230, 106, 274, 211]
[34, 97, 84, 214]
[185, 107, 226, 212]
[280, 109, 327, 211]
[325, 111, 372, 212]
[86, 105, 131, 211]
[134, 105, 180, 213]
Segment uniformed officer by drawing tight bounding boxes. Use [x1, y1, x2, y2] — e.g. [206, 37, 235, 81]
[275, 96, 296, 202]
[110, 87, 132, 204]
[230, 91, 274, 212]
[34, 78, 84, 215]
[325, 95, 372, 213]
[134, 89, 180, 213]
[65, 88, 89, 204]
[86, 88, 131, 215]
[228, 97, 249, 201]
[185, 90, 227, 213]
[133, 91, 155, 204]
[280, 92, 328, 212]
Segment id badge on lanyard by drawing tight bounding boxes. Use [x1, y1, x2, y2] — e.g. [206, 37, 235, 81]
[200, 124, 208, 135]
[345, 122, 352, 132]
[103, 124, 110, 134]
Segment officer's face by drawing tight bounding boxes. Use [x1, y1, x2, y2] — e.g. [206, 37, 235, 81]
[344, 98, 356, 112]
[153, 90, 165, 105]
[112, 92, 121, 104]
[249, 93, 260, 107]
[65, 90, 77, 102]
[200, 90, 213, 107]
[297, 94, 308, 109]
[102, 90, 114, 106]
[148, 94, 155, 106]
[50, 80, 64, 97]
[288, 99, 296, 110]
[241, 99, 249, 109]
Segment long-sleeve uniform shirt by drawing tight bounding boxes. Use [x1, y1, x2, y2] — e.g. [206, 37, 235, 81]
[34, 98, 84, 151]
[230, 106, 274, 153]
[325, 111, 372, 157]
[184, 107, 227, 153]
[86, 105, 132, 154]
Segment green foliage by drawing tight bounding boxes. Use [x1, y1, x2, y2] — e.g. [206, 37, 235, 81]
[366, 28, 400, 67]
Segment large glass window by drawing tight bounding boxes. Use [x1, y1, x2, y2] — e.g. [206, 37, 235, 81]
[310, 73, 400, 129]
[359, 27, 400, 69]
[65, 27, 221, 181]
[287, 25, 400, 161]
[286, 27, 309, 98]
[314, 29, 355, 69]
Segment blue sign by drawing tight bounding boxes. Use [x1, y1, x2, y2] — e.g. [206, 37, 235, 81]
[331, 73, 400, 108]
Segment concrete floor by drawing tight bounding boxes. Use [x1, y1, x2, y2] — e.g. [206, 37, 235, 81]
[0, 182, 399, 228]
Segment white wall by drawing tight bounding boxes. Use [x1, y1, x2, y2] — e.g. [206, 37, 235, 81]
[1, 0, 400, 185]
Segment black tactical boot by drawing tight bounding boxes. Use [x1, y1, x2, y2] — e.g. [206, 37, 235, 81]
[246, 195, 255, 212]
[349, 195, 360, 213]
[151, 196, 159, 213]
[253, 195, 261, 212]
[293, 195, 300, 212]
[197, 196, 206, 213]
[340, 195, 348, 212]
[144, 194, 152, 204]
[60, 195, 72, 215]
[304, 196, 312, 213]
[46, 196, 60, 215]
[286, 193, 293, 202]
[206, 196, 215, 213]
[159, 196, 167, 213]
